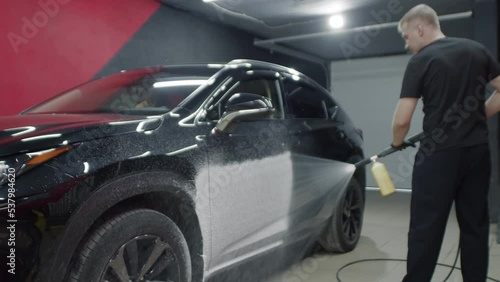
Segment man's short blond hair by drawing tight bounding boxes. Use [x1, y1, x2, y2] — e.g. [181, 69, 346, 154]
[398, 4, 440, 33]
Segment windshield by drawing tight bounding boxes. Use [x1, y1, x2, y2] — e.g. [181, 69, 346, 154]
[24, 67, 218, 115]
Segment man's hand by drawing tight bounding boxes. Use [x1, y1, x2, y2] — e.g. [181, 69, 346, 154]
[486, 90, 500, 117]
[391, 140, 416, 151]
[487, 76, 500, 117]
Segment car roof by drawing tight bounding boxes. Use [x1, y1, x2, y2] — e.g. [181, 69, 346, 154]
[115, 59, 322, 90]
[157, 59, 317, 85]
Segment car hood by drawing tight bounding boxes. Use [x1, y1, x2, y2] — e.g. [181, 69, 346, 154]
[0, 114, 163, 157]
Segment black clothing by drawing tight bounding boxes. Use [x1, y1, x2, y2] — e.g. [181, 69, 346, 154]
[400, 37, 500, 151]
[403, 145, 491, 282]
[400, 37, 499, 282]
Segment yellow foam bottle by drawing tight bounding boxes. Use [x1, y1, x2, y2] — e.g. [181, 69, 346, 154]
[371, 160, 396, 196]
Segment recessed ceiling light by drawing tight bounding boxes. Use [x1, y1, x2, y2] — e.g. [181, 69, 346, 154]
[329, 14, 344, 29]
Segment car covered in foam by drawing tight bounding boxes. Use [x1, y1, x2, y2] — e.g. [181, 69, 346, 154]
[0, 59, 365, 282]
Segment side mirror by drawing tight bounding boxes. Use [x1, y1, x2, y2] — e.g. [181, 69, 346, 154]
[212, 93, 274, 134]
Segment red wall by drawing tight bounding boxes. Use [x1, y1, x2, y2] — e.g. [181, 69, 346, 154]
[0, 0, 160, 116]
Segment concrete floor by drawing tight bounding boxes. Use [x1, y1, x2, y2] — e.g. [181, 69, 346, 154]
[264, 190, 500, 282]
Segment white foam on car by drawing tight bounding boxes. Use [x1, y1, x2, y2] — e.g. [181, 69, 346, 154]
[194, 151, 357, 277]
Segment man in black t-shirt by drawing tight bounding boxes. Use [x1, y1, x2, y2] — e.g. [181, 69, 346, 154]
[392, 4, 500, 282]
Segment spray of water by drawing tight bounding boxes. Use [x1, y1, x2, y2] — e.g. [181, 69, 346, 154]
[291, 153, 357, 200]
[207, 153, 358, 282]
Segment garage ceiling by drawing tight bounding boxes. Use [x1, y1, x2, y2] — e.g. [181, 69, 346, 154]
[160, 0, 475, 62]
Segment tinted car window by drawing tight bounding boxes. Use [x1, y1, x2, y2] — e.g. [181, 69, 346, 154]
[24, 68, 216, 115]
[207, 78, 282, 120]
[107, 77, 205, 112]
[284, 80, 331, 119]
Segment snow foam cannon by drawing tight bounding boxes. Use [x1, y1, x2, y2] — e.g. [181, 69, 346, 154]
[355, 132, 425, 196]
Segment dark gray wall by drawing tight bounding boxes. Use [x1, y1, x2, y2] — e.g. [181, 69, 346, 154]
[330, 55, 424, 189]
[474, 0, 500, 223]
[93, 5, 328, 87]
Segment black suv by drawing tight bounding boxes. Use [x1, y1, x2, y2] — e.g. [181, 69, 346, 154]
[0, 59, 365, 282]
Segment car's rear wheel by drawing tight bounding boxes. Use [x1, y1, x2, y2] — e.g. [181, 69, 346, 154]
[320, 177, 364, 253]
[69, 209, 191, 282]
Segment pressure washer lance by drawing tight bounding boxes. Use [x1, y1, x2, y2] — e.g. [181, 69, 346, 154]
[354, 132, 425, 196]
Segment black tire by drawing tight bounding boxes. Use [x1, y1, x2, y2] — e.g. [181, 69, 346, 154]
[69, 209, 191, 282]
[320, 177, 364, 253]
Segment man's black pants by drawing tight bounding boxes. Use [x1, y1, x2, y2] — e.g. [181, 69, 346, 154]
[403, 144, 491, 282]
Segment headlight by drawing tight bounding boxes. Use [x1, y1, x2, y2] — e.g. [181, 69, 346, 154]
[0, 146, 72, 187]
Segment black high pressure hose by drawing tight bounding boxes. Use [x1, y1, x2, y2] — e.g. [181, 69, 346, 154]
[335, 246, 500, 282]
[342, 131, 500, 282]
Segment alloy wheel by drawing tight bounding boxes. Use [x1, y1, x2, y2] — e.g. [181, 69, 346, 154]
[342, 184, 362, 243]
[102, 235, 180, 282]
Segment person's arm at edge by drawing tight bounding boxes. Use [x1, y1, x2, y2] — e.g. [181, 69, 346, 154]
[392, 98, 419, 146]
[486, 76, 500, 117]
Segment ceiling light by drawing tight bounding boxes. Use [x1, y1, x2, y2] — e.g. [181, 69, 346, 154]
[329, 15, 344, 29]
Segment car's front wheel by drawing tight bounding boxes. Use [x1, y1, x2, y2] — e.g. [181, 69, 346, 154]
[320, 177, 364, 253]
[69, 209, 191, 282]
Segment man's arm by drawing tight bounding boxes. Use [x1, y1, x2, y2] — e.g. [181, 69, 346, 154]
[486, 75, 500, 117]
[392, 98, 419, 146]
